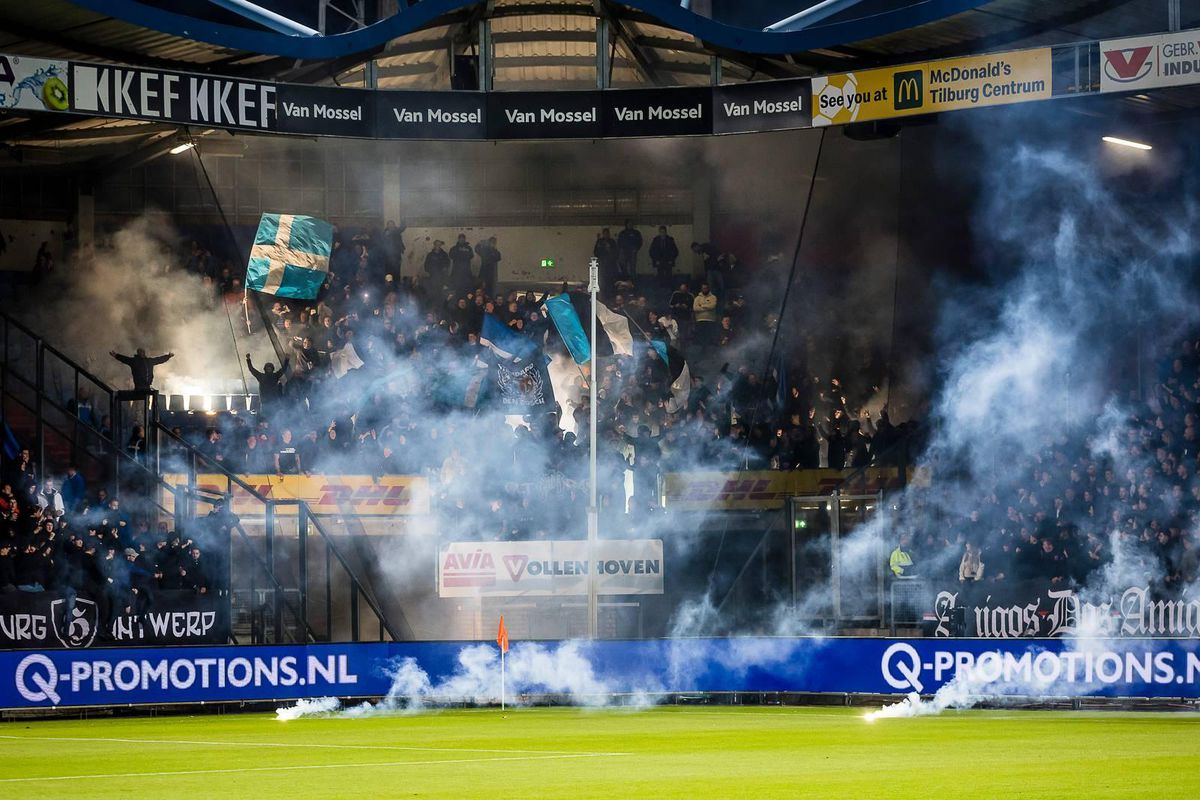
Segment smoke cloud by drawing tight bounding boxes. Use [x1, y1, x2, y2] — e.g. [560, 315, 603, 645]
[852, 107, 1200, 717]
[12, 215, 257, 398]
[276, 640, 653, 720]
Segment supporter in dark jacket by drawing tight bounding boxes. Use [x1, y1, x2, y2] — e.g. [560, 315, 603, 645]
[423, 240, 450, 290]
[616, 221, 643, 279]
[649, 226, 679, 286]
[594, 229, 618, 291]
[126, 549, 156, 612]
[109, 348, 174, 391]
[60, 466, 86, 515]
[448, 234, 474, 291]
[475, 237, 502, 297]
[246, 355, 289, 417]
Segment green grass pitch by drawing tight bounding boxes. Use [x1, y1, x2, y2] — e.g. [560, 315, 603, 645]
[1, 706, 1198, 799]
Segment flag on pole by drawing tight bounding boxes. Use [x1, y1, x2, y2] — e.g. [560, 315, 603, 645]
[543, 294, 591, 364]
[595, 302, 634, 357]
[649, 341, 691, 414]
[542, 293, 635, 365]
[480, 314, 538, 362]
[497, 615, 509, 654]
[246, 213, 334, 299]
[497, 614, 509, 711]
[480, 314, 555, 411]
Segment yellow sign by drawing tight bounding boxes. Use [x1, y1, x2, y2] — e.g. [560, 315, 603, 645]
[811, 48, 1052, 127]
[663, 468, 909, 512]
[162, 474, 431, 516]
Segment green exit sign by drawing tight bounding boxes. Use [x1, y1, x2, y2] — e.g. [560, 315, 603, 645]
[540, 258, 555, 269]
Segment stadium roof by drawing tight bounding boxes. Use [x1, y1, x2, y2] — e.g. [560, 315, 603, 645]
[0, 0, 1197, 161]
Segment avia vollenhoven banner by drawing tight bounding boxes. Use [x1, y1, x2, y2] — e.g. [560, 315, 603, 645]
[438, 539, 664, 598]
[932, 582, 1200, 638]
[0, 591, 229, 649]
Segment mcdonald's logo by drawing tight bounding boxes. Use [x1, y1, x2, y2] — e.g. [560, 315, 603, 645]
[893, 69, 923, 111]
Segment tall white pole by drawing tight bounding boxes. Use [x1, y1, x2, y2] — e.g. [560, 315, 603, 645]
[500, 648, 505, 711]
[587, 258, 600, 639]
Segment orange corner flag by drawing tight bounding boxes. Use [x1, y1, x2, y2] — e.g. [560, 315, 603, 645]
[497, 615, 509, 654]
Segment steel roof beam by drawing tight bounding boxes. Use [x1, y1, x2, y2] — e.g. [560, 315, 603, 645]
[765, 0, 871, 33]
[207, 0, 319, 37]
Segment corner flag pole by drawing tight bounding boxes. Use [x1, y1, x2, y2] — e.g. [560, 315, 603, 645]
[587, 258, 599, 640]
[497, 615, 509, 711]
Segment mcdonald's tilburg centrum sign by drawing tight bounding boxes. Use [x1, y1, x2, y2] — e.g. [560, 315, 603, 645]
[811, 48, 1053, 127]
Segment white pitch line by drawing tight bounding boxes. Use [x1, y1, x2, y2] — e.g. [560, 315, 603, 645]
[0, 752, 628, 784]
[0, 734, 628, 757]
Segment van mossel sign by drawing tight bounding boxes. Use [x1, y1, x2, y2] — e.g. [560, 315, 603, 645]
[0, 35, 1103, 140]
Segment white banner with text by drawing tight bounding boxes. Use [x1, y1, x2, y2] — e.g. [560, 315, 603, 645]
[438, 539, 664, 597]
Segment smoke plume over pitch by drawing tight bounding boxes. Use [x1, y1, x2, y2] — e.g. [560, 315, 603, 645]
[857, 107, 1200, 716]
[276, 640, 648, 720]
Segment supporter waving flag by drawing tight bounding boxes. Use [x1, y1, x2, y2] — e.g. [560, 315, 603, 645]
[245, 213, 333, 299]
[542, 292, 634, 364]
[479, 313, 555, 411]
[480, 313, 538, 362]
[649, 340, 691, 414]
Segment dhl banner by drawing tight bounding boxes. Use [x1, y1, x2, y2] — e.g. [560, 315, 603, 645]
[162, 474, 430, 517]
[811, 48, 1052, 127]
[1100, 29, 1200, 93]
[663, 468, 909, 511]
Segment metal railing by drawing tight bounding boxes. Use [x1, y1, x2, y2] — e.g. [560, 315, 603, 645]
[1, 310, 178, 515]
[154, 424, 399, 644]
[0, 308, 398, 645]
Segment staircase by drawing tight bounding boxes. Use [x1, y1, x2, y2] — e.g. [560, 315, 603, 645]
[0, 308, 400, 646]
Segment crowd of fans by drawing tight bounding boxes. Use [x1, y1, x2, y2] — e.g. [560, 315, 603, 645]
[9, 218, 1200, 615]
[890, 338, 1200, 594]
[168, 224, 912, 530]
[0, 445, 223, 631]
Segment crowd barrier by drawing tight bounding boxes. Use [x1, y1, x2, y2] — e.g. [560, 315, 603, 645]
[3, 637, 1198, 710]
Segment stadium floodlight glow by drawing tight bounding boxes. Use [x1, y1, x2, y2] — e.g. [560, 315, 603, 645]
[1102, 136, 1152, 151]
[169, 142, 196, 155]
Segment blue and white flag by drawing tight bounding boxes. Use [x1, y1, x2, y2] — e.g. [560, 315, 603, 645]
[479, 314, 553, 411]
[543, 294, 591, 364]
[649, 341, 691, 414]
[480, 313, 538, 362]
[246, 213, 333, 299]
[543, 294, 635, 364]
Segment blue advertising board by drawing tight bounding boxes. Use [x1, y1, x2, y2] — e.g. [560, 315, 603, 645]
[3, 637, 1199, 710]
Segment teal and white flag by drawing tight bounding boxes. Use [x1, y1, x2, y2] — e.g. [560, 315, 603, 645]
[246, 213, 333, 299]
